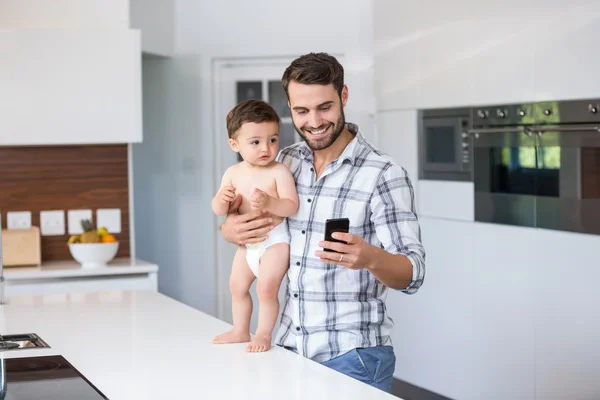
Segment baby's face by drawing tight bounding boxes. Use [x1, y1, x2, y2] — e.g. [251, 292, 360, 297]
[229, 121, 280, 166]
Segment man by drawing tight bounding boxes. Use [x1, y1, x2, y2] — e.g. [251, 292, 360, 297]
[220, 52, 426, 393]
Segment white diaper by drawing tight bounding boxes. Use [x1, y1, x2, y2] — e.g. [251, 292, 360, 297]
[245, 219, 290, 277]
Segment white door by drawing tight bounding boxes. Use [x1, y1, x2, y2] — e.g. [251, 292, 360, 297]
[212, 58, 301, 332]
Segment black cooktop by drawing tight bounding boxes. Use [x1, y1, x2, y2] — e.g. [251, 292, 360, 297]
[1, 355, 108, 400]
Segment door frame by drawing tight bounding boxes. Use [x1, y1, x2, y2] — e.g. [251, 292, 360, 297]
[210, 54, 345, 321]
[211, 56, 296, 321]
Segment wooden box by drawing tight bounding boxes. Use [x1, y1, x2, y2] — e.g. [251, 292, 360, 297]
[1, 227, 42, 267]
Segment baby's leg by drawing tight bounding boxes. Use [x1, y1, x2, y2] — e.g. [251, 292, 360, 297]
[213, 247, 256, 344]
[247, 242, 290, 352]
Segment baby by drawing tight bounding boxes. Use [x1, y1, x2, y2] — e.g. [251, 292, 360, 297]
[211, 99, 299, 353]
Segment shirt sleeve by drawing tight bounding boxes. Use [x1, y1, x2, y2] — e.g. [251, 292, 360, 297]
[370, 163, 426, 294]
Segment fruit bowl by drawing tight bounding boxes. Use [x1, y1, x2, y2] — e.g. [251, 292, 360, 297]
[68, 242, 119, 268]
[66, 219, 119, 268]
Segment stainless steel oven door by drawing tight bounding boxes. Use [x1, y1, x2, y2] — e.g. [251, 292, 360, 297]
[471, 127, 539, 227]
[534, 125, 600, 235]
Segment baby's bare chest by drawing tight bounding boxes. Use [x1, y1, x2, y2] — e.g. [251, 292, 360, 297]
[232, 171, 278, 200]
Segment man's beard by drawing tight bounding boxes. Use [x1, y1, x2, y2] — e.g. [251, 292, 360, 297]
[294, 109, 346, 151]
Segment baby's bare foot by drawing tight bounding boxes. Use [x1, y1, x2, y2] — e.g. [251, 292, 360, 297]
[212, 330, 250, 344]
[246, 334, 272, 353]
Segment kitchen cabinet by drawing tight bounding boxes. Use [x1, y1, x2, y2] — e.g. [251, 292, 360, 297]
[529, 228, 600, 400]
[471, 222, 536, 400]
[533, 3, 600, 102]
[372, 1, 421, 110]
[389, 217, 476, 400]
[3, 258, 158, 297]
[374, 1, 573, 110]
[0, 30, 142, 146]
[467, 13, 535, 107]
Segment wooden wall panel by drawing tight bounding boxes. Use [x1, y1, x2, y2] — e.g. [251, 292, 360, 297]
[0, 144, 130, 262]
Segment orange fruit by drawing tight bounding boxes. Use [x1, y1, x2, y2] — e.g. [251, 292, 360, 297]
[102, 234, 116, 243]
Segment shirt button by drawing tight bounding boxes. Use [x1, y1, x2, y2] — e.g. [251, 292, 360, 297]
[296, 262, 300, 266]
[310, 167, 314, 172]
[307, 198, 312, 203]
[296, 327, 301, 331]
[294, 293, 298, 298]
[301, 230, 306, 234]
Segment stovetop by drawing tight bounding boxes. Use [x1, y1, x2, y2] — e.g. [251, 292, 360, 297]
[0, 355, 108, 400]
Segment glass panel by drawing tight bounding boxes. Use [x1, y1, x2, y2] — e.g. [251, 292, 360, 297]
[279, 122, 299, 151]
[268, 81, 291, 118]
[425, 126, 456, 163]
[482, 146, 537, 195]
[536, 146, 560, 197]
[236, 81, 262, 162]
[237, 81, 262, 103]
[537, 146, 600, 235]
[473, 143, 538, 228]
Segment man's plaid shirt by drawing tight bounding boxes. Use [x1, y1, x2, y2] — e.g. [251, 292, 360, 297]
[274, 123, 426, 363]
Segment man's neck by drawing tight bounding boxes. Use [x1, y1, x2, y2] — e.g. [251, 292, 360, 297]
[312, 127, 354, 173]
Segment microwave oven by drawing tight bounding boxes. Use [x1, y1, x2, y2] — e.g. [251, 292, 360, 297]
[418, 107, 472, 182]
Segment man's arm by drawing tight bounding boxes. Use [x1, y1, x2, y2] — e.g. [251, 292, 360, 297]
[315, 163, 426, 292]
[220, 195, 274, 245]
[367, 164, 426, 293]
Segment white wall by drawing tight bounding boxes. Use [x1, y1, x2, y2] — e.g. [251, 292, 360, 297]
[132, 0, 376, 317]
[0, 0, 129, 29]
[176, 0, 376, 141]
[132, 55, 215, 314]
[374, 1, 600, 399]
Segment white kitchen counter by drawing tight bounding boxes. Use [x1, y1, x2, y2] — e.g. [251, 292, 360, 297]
[0, 290, 398, 399]
[2, 258, 159, 296]
[3, 258, 158, 280]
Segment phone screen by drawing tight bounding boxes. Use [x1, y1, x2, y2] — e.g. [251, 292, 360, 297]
[324, 218, 350, 253]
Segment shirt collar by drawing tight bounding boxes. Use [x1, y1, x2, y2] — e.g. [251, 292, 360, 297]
[298, 123, 363, 166]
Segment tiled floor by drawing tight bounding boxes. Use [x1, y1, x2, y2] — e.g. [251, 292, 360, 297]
[391, 379, 454, 400]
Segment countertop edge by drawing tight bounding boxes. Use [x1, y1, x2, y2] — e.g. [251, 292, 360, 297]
[3, 257, 159, 281]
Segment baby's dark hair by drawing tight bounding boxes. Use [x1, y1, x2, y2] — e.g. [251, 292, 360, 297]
[226, 100, 280, 139]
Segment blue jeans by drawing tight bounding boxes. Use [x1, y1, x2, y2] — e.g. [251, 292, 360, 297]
[321, 346, 396, 393]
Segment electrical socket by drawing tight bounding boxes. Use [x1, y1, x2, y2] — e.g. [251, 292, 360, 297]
[40, 210, 65, 236]
[67, 209, 92, 234]
[96, 208, 121, 233]
[7, 211, 32, 229]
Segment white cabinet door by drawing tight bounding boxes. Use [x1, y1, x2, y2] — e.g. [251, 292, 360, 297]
[533, 3, 600, 102]
[372, 1, 421, 110]
[0, 30, 142, 145]
[468, 13, 535, 106]
[390, 217, 476, 400]
[530, 229, 600, 400]
[472, 222, 535, 400]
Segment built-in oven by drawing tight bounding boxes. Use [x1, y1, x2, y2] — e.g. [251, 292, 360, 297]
[419, 108, 472, 181]
[471, 99, 600, 235]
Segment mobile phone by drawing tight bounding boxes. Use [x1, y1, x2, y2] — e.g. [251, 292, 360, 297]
[324, 218, 350, 253]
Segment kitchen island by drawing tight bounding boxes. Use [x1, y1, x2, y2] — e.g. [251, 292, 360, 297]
[0, 290, 398, 399]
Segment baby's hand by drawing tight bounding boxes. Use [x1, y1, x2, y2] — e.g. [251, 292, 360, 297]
[251, 188, 270, 209]
[219, 185, 236, 204]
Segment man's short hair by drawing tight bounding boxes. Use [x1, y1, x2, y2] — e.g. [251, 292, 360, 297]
[281, 52, 345, 98]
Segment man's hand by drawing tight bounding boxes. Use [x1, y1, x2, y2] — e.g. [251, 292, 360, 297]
[315, 232, 377, 270]
[250, 188, 270, 210]
[221, 195, 274, 246]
